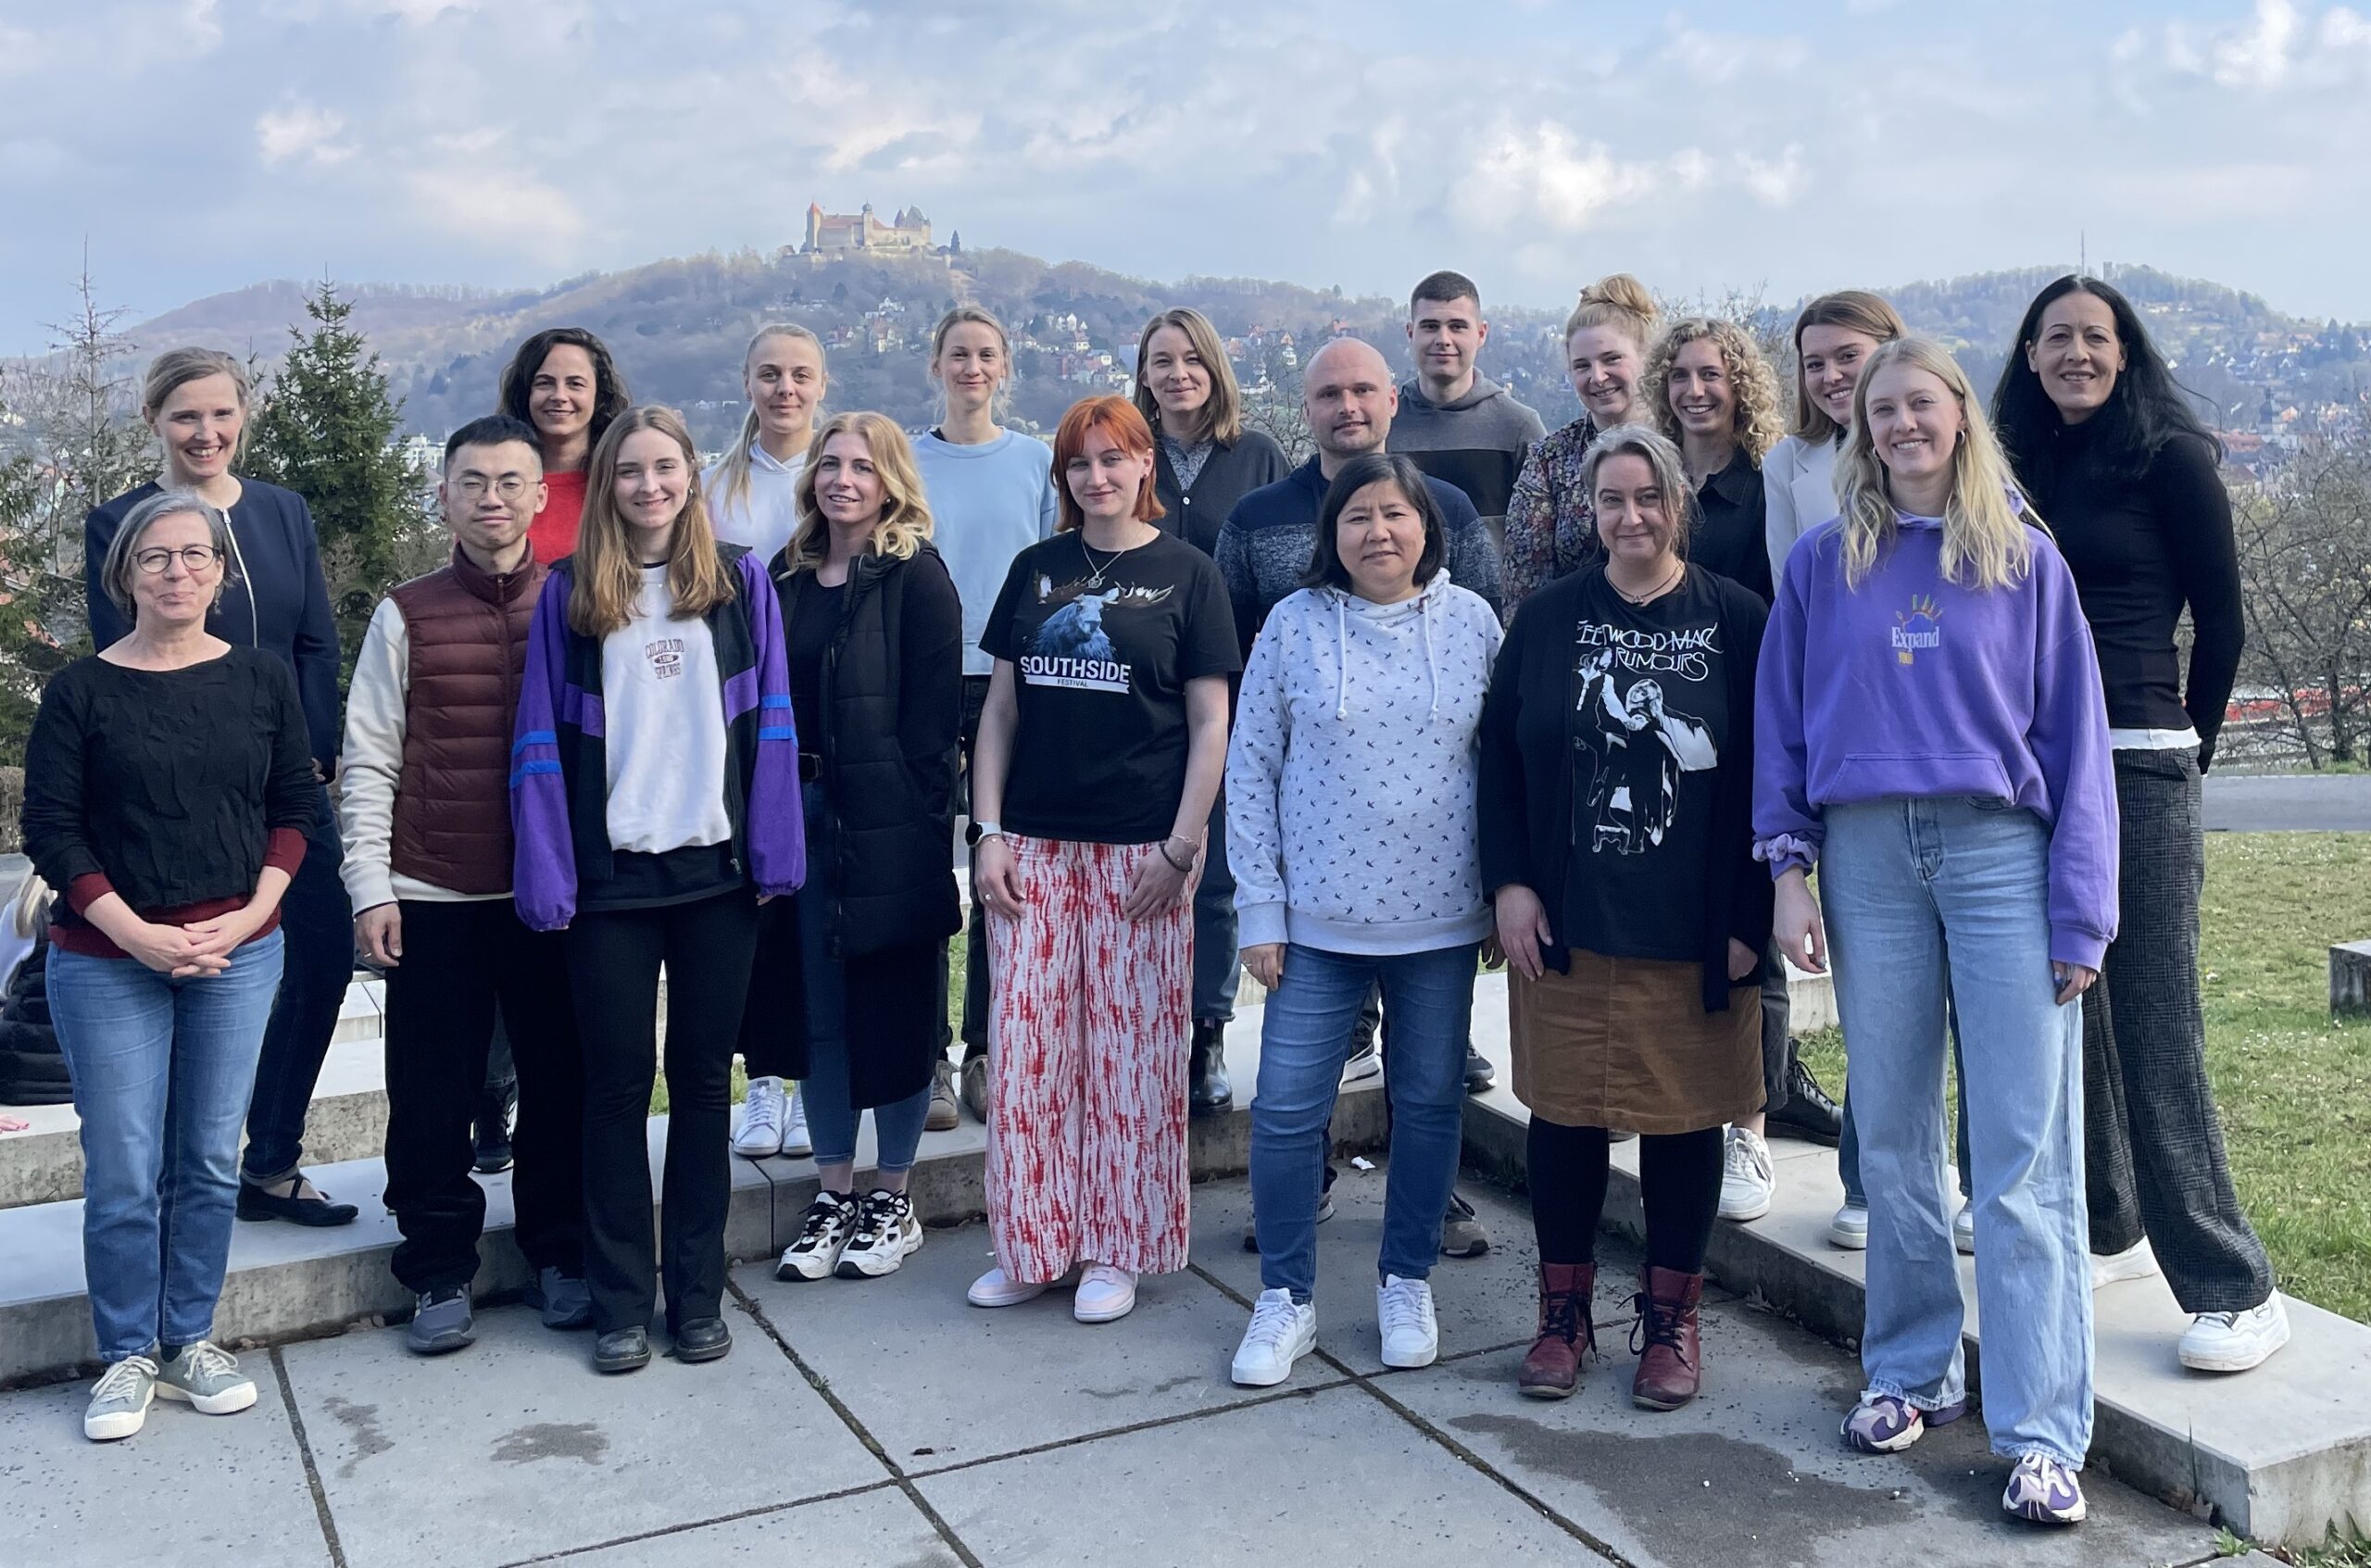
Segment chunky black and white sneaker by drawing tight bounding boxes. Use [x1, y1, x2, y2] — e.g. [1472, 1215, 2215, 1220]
[835, 1189, 923, 1279]
[777, 1193, 857, 1281]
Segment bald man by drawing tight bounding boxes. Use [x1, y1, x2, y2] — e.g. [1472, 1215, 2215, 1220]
[1213, 336, 1503, 657]
[1214, 334, 1505, 1258]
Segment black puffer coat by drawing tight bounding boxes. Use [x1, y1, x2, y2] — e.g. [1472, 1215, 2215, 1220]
[745, 542, 963, 1109]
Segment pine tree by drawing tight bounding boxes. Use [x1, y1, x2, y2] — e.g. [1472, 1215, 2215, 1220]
[244, 280, 430, 691]
[0, 266, 150, 769]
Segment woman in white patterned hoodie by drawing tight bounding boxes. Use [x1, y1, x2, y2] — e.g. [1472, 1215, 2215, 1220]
[1223, 452, 1502, 1389]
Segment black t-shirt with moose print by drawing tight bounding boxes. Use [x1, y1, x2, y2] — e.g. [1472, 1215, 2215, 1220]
[984, 530, 1240, 844]
[1560, 566, 1731, 963]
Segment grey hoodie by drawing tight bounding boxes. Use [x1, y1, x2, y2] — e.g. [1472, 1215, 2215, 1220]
[1386, 373, 1548, 546]
[1225, 573, 1502, 955]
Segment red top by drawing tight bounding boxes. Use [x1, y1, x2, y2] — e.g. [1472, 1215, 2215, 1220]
[529, 470, 586, 563]
[57, 827, 309, 960]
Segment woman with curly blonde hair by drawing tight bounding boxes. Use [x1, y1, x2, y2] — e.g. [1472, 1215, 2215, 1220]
[759, 410, 965, 1285]
[1643, 318, 1787, 601]
[1643, 318, 1835, 1227]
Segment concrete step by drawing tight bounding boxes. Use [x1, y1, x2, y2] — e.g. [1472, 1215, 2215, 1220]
[0, 980, 389, 1210]
[0, 1009, 1391, 1390]
[1457, 971, 2371, 1549]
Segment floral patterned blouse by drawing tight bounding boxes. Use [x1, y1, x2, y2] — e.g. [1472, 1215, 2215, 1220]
[1501, 416, 1601, 619]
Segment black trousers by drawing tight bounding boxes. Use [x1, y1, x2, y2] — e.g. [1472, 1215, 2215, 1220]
[383, 899, 583, 1293]
[568, 888, 761, 1336]
[1758, 937, 1792, 1115]
[2084, 747, 2273, 1312]
[939, 673, 993, 1061]
[240, 803, 354, 1180]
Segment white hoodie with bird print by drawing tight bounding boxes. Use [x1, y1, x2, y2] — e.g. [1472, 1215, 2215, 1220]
[1226, 571, 1502, 956]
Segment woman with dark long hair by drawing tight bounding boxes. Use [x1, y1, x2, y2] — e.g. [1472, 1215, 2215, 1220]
[497, 327, 633, 561]
[1992, 274, 2284, 1374]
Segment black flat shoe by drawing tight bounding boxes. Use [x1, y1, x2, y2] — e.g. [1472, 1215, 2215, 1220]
[472, 1081, 518, 1173]
[1768, 1057, 1843, 1145]
[672, 1318, 732, 1363]
[236, 1177, 359, 1227]
[593, 1328, 650, 1374]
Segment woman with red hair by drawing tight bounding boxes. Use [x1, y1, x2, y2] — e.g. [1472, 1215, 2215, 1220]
[965, 396, 1238, 1323]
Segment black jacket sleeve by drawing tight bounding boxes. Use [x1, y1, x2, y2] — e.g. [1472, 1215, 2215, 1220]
[82, 504, 132, 653]
[260, 658, 320, 834]
[2153, 436, 2244, 769]
[283, 496, 345, 771]
[1476, 599, 1533, 898]
[1721, 584, 1775, 958]
[898, 551, 967, 824]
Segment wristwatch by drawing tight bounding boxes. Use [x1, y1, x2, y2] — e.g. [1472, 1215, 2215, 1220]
[965, 821, 1004, 847]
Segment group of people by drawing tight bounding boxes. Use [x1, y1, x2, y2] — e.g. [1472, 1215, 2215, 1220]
[21, 264, 2285, 1529]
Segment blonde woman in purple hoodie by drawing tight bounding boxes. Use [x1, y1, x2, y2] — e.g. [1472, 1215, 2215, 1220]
[1754, 337, 2117, 1528]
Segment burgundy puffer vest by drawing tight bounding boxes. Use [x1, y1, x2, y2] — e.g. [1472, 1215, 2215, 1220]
[386, 549, 546, 894]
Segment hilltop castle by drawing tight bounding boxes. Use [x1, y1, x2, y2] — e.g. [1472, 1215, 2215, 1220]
[800, 202, 950, 257]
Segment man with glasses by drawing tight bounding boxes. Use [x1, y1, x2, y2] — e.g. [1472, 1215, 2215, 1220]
[336, 415, 589, 1355]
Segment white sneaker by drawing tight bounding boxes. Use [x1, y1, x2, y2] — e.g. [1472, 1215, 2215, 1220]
[776, 1193, 856, 1281]
[1376, 1274, 1439, 1368]
[1828, 1201, 1870, 1250]
[783, 1085, 812, 1159]
[1953, 1201, 1976, 1256]
[1339, 1036, 1382, 1086]
[734, 1076, 788, 1158]
[1231, 1287, 1317, 1386]
[1718, 1126, 1775, 1223]
[1073, 1263, 1137, 1323]
[835, 1190, 922, 1279]
[967, 1265, 1048, 1309]
[2091, 1239, 2158, 1290]
[2178, 1297, 2291, 1373]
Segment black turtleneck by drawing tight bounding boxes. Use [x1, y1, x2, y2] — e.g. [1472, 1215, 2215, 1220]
[2028, 421, 2242, 767]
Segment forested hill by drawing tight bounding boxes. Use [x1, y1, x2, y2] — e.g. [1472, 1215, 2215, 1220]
[124, 250, 2371, 449]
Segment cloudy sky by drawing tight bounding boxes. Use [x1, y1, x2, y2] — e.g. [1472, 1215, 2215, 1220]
[3, 0, 2366, 348]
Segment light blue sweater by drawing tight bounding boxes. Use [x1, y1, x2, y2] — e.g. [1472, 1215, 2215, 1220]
[913, 430, 1059, 676]
[1226, 574, 1501, 955]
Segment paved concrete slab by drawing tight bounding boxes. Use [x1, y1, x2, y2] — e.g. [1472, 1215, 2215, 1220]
[1460, 969, 2371, 1546]
[553, 1486, 959, 1565]
[278, 1303, 886, 1568]
[916, 1380, 1601, 1565]
[1186, 1162, 1663, 1374]
[737, 1224, 1322, 1473]
[0, 1357, 331, 1568]
[1393, 1292, 2214, 1568]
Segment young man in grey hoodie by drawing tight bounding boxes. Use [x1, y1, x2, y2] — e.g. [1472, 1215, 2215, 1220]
[1388, 270, 1548, 553]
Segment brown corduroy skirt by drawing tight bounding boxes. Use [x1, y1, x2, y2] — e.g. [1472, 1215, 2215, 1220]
[1509, 947, 1763, 1135]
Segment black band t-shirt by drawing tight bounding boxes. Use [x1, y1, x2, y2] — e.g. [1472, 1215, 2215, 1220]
[1561, 566, 1731, 962]
[983, 530, 1240, 844]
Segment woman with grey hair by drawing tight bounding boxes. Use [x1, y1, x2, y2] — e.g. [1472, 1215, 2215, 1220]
[1479, 424, 1771, 1411]
[83, 346, 356, 1229]
[25, 490, 319, 1442]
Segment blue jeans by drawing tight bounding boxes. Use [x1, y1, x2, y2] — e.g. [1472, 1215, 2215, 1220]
[797, 781, 928, 1173]
[241, 804, 351, 1181]
[1192, 791, 1239, 1023]
[1249, 941, 1477, 1301]
[1823, 799, 2091, 1467]
[49, 933, 285, 1361]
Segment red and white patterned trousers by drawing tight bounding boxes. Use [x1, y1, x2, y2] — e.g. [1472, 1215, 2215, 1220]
[985, 834, 1193, 1284]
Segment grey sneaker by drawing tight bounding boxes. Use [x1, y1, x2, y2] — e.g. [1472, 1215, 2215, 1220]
[407, 1286, 475, 1355]
[532, 1267, 593, 1331]
[960, 1054, 989, 1122]
[924, 1058, 960, 1133]
[1441, 1191, 1490, 1258]
[84, 1353, 159, 1441]
[154, 1341, 257, 1415]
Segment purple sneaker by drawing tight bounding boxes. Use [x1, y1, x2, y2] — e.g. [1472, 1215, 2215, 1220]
[1840, 1393, 1967, 1453]
[2002, 1453, 2087, 1524]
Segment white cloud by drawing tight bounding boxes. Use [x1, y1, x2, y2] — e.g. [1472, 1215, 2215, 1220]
[255, 101, 355, 168]
[2144, 0, 2371, 91]
[401, 169, 586, 262]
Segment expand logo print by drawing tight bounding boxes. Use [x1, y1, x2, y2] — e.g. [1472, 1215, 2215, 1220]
[1892, 596, 1942, 666]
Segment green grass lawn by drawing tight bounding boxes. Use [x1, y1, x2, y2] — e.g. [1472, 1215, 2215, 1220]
[1799, 832, 2371, 1327]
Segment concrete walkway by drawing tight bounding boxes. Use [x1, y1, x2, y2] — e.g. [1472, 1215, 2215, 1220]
[1, 1173, 2235, 1568]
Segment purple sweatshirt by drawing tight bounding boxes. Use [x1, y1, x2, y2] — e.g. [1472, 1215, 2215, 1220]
[1753, 514, 2119, 969]
[510, 550, 805, 931]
